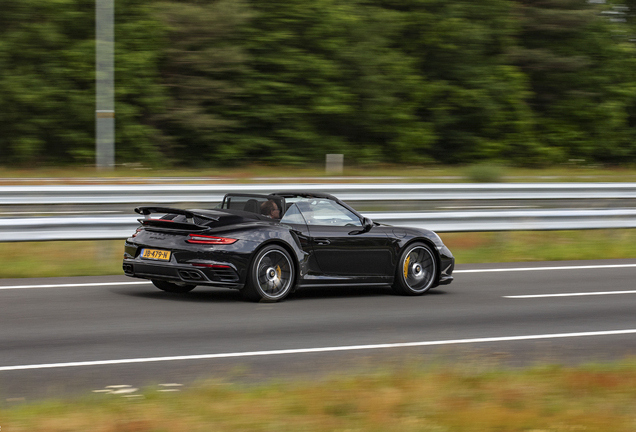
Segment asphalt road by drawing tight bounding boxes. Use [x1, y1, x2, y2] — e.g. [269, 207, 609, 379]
[1, 259, 636, 402]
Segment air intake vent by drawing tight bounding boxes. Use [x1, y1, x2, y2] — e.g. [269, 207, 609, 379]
[213, 268, 239, 282]
[193, 216, 213, 225]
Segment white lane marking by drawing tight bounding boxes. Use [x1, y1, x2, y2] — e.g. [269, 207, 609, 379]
[3, 264, 635, 290]
[506, 290, 636, 299]
[111, 388, 138, 394]
[0, 281, 152, 290]
[1, 329, 635, 372]
[454, 264, 636, 273]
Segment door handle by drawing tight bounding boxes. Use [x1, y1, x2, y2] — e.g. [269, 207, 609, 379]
[314, 238, 331, 245]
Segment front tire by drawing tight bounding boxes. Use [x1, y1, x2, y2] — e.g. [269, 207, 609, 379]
[392, 243, 437, 295]
[152, 280, 196, 293]
[241, 245, 295, 302]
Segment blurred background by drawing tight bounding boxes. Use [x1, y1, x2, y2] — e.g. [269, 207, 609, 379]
[3, 3, 636, 427]
[2, 0, 636, 169]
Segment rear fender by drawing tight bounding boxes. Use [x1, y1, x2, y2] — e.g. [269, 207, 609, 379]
[213, 225, 306, 260]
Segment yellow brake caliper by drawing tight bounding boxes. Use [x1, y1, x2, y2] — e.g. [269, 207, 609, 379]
[276, 265, 282, 287]
[403, 255, 411, 279]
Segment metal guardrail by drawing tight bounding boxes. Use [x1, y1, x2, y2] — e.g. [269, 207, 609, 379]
[3, 182, 636, 205]
[2, 209, 636, 242]
[2, 183, 636, 241]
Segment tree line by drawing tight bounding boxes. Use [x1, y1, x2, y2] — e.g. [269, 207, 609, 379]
[1, 0, 636, 167]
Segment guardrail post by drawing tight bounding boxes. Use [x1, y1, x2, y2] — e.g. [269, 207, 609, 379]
[326, 154, 344, 175]
[96, 0, 115, 170]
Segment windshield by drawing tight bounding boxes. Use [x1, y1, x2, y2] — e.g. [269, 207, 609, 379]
[279, 203, 307, 224]
[281, 198, 361, 226]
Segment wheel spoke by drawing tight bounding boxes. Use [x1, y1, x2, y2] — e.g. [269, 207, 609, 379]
[423, 251, 432, 265]
[261, 256, 273, 267]
[266, 280, 276, 293]
[408, 252, 417, 269]
[258, 273, 268, 289]
[412, 250, 421, 265]
[416, 249, 426, 265]
[271, 253, 286, 268]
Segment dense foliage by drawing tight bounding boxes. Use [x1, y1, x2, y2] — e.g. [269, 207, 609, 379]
[1, 0, 636, 167]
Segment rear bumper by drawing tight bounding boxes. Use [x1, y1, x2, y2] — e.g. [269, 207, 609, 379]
[123, 239, 249, 289]
[123, 260, 244, 289]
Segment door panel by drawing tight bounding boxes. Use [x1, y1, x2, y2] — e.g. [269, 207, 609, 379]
[283, 198, 393, 279]
[307, 225, 393, 276]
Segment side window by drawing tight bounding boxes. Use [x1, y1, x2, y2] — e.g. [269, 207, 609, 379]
[305, 200, 362, 226]
[280, 203, 307, 225]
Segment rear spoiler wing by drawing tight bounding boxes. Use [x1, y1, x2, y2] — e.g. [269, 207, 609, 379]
[134, 207, 219, 231]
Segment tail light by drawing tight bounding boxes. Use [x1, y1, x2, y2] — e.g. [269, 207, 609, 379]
[186, 234, 238, 245]
[131, 227, 143, 238]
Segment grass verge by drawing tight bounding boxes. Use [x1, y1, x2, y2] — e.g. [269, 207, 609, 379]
[3, 360, 636, 431]
[0, 240, 124, 278]
[441, 229, 636, 263]
[1, 230, 636, 279]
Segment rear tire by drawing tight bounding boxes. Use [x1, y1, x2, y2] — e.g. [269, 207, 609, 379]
[152, 280, 196, 293]
[392, 242, 437, 295]
[241, 245, 295, 302]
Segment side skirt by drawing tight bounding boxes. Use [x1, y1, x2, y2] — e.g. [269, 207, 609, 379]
[296, 282, 393, 288]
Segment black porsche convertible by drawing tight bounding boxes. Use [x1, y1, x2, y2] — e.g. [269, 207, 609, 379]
[122, 191, 454, 302]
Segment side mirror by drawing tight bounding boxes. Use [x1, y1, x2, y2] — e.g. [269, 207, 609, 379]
[362, 217, 373, 232]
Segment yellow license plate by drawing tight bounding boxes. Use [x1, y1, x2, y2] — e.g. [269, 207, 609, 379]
[141, 248, 171, 261]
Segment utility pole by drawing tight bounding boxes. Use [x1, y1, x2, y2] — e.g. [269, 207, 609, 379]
[95, 0, 115, 170]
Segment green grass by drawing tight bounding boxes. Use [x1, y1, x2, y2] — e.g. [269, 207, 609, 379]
[1, 230, 635, 279]
[442, 229, 636, 263]
[0, 240, 124, 278]
[4, 360, 636, 431]
[2, 164, 636, 183]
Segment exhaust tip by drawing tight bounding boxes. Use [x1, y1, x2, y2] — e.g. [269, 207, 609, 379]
[178, 270, 204, 281]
